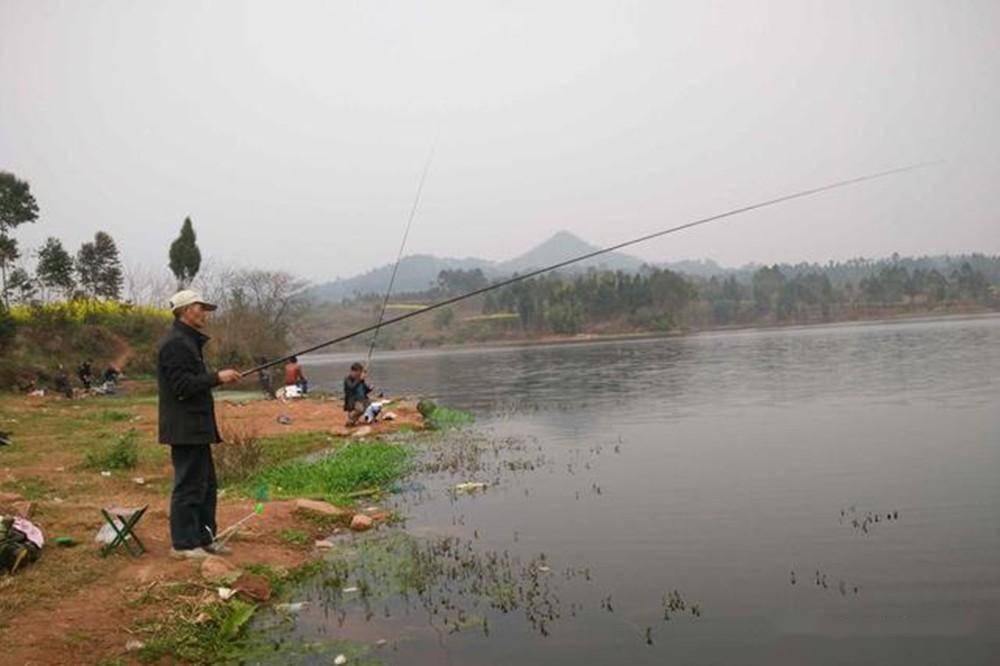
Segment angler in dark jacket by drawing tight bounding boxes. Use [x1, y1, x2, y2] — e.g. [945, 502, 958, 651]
[158, 290, 241, 559]
[343, 361, 373, 426]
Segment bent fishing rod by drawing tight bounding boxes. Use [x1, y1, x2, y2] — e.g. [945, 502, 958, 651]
[365, 143, 436, 369]
[241, 161, 936, 377]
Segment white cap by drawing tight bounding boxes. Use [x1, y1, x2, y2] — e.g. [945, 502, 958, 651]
[168, 289, 217, 312]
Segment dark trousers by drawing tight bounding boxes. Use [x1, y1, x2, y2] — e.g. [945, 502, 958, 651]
[169, 444, 218, 549]
[346, 398, 371, 425]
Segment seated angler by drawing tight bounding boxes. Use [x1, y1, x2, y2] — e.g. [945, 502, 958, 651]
[343, 362, 373, 427]
[77, 359, 94, 390]
[283, 355, 308, 397]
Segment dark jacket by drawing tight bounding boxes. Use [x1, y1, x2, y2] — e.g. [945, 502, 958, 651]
[157, 320, 222, 445]
[343, 376, 372, 412]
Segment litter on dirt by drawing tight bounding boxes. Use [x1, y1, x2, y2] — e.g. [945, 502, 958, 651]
[275, 602, 308, 614]
[453, 481, 489, 494]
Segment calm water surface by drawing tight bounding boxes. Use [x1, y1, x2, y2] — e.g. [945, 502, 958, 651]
[283, 315, 1000, 665]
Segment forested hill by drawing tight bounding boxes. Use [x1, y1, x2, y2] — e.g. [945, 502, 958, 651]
[305, 254, 493, 304]
[478, 253, 1000, 336]
[301, 251, 1000, 354]
[709, 253, 1000, 288]
[305, 226, 1000, 305]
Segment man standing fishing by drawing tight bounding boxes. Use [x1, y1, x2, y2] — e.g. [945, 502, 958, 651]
[158, 290, 242, 559]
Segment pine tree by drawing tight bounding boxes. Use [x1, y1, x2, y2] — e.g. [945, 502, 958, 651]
[169, 217, 202, 288]
[36, 237, 76, 299]
[76, 231, 123, 300]
[76, 239, 100, 298]
[93, 231, 123, 300]
[7, 267, 36, 304]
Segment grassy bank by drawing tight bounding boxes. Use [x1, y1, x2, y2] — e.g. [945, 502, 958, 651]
[0, 386, 448, 665]
[0, 300, 171, 389]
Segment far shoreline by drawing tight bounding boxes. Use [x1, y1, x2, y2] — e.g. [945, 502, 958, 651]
[301, 307, 1000, 364]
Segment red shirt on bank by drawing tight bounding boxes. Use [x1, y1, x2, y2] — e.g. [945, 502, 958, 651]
[283, 362, 305, 386]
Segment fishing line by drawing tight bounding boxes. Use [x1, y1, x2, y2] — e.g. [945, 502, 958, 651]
[365, 143, 436, 370]
[242, 161, 937, 377]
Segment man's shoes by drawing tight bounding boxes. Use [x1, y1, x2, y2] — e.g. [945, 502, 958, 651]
[204, 542, 232, 555]
[169, 547, 210, 560]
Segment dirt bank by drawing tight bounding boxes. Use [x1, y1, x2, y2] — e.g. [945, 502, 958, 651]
[0, 384, 426, 665]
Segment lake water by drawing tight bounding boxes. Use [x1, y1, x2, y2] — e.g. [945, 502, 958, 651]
[281, 315, 1000, 665]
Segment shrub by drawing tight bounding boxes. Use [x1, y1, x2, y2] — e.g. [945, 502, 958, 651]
[84, 429, 139, 470]
[0, 305, 15, 354]
[215, 424, 264, 484]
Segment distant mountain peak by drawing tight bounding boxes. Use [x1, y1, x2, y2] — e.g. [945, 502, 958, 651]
[533, 230, 594, 250]
[304, 230, 647, 303]
[549, 229, 587, 242]
[499, 230, 641, 274]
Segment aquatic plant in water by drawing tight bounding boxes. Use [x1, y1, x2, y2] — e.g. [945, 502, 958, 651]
[307, 533, 566, 638]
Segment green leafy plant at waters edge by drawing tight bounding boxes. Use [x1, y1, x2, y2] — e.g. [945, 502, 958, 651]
[252, 440, 410, 503]
[136, 599, 257, 663]
[417, 400, 473, 430]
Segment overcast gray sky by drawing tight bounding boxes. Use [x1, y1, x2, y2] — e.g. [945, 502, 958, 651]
[2, 0, 998, 283]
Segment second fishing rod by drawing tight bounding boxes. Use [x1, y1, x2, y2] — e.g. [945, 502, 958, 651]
[241, 161, 935, 377]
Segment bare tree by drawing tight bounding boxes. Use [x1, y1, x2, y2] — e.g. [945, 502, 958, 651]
[192, 264, 309, 365]
[122, 262, 175, 306]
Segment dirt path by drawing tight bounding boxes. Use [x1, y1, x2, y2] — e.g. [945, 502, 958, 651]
[103, 331, 135, 373]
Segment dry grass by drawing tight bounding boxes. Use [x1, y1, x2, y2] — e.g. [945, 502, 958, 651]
[215, 423, 264, 484]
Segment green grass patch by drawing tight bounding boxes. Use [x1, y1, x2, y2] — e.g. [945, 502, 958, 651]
[215, 431, 341, 489]
[253, 440, 410, 504]
[244, 560, 326, 599]
[104, 394, 161, 406]
[279, 528, 311, 546]
[83, 429, 139, 470]
[257, 431, 340, 467]
[0, 476, 56, 501]
[91, 409, 133, 423]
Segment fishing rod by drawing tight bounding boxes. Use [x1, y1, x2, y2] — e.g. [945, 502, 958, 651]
[365, 144, 436, 369]
[241, 161, 935, 377]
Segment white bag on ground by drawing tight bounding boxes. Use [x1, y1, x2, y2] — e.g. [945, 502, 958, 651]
[362, 401, 384, 423]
